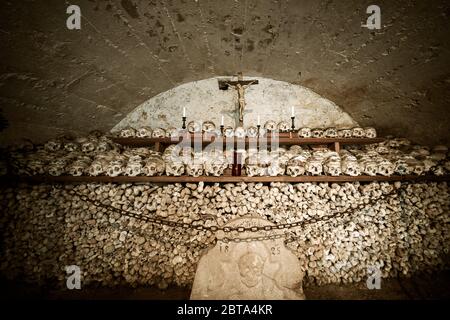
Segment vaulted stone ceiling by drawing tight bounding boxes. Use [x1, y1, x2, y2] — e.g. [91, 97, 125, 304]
[0, 0, 449, 145]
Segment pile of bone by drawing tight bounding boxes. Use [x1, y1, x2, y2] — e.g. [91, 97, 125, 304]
[116, 122, 377, 139]
[0, 181, 448, 288]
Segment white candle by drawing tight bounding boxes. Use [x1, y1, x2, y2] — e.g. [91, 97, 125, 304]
[221, 115, 224, 126]
[257, 115, 260, 125]
[291, 106, 295, 117]
[183, 107, 186, 117]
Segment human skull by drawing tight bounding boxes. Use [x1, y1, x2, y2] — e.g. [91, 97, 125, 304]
[246, 126, 259, 138]
[264, 120, 277, 132]
[432, 165, 446, 176]
[165, 127, 179, 139]
[311, 128, 324, 138]
[79, 138, 97, 153]
[204, 156, 227, 176]
[364, 127, 377, 138]
[165, 160, 185, 176]
[202, 121, 216, 133]
[377, 159, 395, 176]
[245, 156, 265, 177]
[267, 160, 285, 176]
[124, 161, 143, 176]
[152, 127, 166, 138]
[359, 159, 378, 176]
[64, 141, 79, 152]
[27, 159, 47, 175]
[142, 156, 165, 176]
[323, 157, 341, 176]
[324, 128, 338, 138]
[67, 160, 90, 176]
[44, 139, 62, 152]
[223, 126, 234, 138]
[352, 127, 365, 138]
[394, 159, 412, 175]
[119, 127, 136, 138]
[341, 155, 361, 176]
[277, 121, 290, 132]
[298, 128, 312, 138]
[96, 140, 111, 153]
[105, 160, 125, 177]
[305, 157, 323, 175]
[338, 129, 353, 138]
[234, 127, 246, 139]
[48, 159, 67, 176]
[185, 158, 204, 177]
[87, 159, 106, 176]
[136, 127, 153, 138]
[286, 156, 306, 177]
[187, 121, 202, 133]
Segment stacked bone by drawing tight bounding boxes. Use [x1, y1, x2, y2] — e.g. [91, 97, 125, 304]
[0, 181, 448, 288]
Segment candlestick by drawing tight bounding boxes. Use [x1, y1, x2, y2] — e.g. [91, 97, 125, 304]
[182, 116, 187, 129]
[257, 124, 261, 137]
[220, 125, 224, 136]
[291, 116, 295, 132]
[183, 107, 186, 117]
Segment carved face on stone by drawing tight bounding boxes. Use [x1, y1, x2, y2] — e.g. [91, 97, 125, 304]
[202, 121, 216, 133]
[238, 253, 264, 287]
[324, 128, 338, 138]
[264, 120, 277, 132]
[246, 126, 258, 138]
[165, 161, 185, 176]
[152, 127, 166, 138]
[136, 127, 153, 138]
[277, 121, 290, 132]
[187, 121, 202, 133]
[364, 127, 377, 138]
[234, 127, 246, 139]
[311, 128, 324, 138]
[352, 127, 365, 138]
[298, 127, 312, 138]
[119, 127, 136, 138]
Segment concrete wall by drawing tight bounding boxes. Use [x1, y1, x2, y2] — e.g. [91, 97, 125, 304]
[112, 77, 357, 131]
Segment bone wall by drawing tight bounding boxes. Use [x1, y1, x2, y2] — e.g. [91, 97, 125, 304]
[1, 182, 448, 289]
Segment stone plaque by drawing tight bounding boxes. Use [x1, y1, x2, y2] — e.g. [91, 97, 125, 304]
[190, 216, 305, 300]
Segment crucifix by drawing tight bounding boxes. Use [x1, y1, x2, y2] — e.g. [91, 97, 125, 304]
[218, 72, 259, 126]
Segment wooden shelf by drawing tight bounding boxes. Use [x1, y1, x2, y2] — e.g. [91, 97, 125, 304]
[111, 137, 384, 147]
[7, 175, 450, 184]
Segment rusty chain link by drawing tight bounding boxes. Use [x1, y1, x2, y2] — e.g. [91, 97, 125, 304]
[63, 183, 408, 246]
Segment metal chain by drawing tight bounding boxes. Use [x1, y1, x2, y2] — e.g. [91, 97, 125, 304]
[63, 183, 407, 245]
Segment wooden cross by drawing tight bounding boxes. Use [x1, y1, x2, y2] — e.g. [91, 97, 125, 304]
[218, 72, 259, 126]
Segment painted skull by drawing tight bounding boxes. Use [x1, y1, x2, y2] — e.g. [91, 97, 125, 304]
[185, 158, 204, 177]
[298, 128, 312, 138]
[44, 139, 62, 152]
[305, 157, 323, 175]
[377, 160, 395, 176]
[136, 127, 153, 138]
[64, 141, 80, 152]
[359, 159, 378, 176]
[165, 127, 179, 139]
[341, 159, 361, 176]
[105, 160, 125, 177]
[323, 157, 342, 176]
[204, 156, 227, 176]
[124, 161, 143, 176]
[143, 156, 165, 176]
